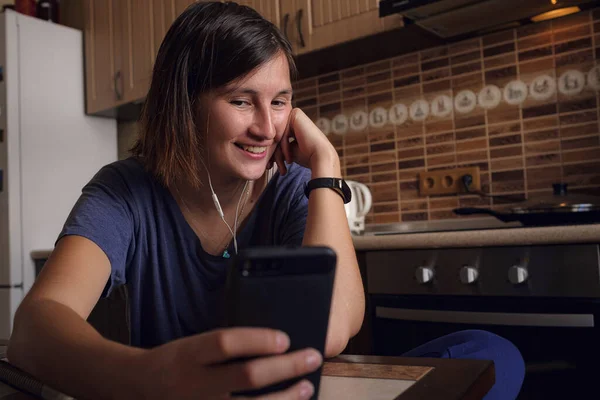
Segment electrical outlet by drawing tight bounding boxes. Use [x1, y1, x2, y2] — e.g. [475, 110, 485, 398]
[418, 167, 481, 196]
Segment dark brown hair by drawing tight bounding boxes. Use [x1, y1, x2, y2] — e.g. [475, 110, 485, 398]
[131, 1, 296, 188]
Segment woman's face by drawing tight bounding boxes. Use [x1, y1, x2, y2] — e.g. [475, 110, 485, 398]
[200, 52, 293, 183]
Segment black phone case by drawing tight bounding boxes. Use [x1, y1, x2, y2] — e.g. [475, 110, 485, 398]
[223, 246, 336, 399]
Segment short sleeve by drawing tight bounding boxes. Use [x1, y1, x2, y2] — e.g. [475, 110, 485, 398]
[280, 166, 311, 246]
[57, 164, 135, 297]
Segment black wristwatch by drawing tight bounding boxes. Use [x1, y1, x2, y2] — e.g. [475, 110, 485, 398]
[304, 177, 352, 204]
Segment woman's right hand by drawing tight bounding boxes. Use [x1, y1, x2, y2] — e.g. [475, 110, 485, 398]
[136, 327, 322, 399]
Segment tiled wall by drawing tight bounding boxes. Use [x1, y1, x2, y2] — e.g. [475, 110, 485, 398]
[293, 9, 600, 225]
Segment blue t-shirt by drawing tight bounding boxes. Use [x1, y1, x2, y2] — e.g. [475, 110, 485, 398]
[58, 157, 311, 348]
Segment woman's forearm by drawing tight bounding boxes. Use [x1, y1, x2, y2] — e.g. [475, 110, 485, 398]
[8, 299, 146, 400]
[302, 155, 366, 357]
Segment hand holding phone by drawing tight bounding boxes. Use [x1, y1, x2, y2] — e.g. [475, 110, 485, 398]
[135, 326, 321, 400]
[223, 246, 337, 399]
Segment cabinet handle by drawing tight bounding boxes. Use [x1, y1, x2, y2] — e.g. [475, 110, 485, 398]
[295, 9, 305, 48]
[0, 169, 3, 192]
[282, 13, 290, 41]
[114, 70, 123, 101]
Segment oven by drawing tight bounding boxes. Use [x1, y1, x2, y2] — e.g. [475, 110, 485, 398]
[365, 244, 600, 398]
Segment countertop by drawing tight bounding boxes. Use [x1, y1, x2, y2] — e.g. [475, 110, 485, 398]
[353, 223, 600, 251]
[31, 223, 600, 255]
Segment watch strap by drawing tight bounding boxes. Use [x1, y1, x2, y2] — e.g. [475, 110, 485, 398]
[304, 177, 352, 204]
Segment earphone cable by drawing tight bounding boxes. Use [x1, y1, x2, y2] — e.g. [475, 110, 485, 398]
[204, 162, 249, 254]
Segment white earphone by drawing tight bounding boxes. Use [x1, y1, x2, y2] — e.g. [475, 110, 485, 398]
[206, 170, 249, 256]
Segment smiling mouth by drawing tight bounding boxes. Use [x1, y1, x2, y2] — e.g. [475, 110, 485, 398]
[234, 143, 268, 154]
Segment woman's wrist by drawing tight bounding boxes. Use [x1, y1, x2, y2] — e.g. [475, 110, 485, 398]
[309, 148, 341, 179]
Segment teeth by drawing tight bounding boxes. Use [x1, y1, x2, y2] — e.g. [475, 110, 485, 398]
[240, 145, 267, 154]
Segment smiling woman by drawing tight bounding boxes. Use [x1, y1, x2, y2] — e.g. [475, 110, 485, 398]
[197, 54, 294, 183]
[132, 2, 297, 191]
[5, 2, 524, 400]
[6, 2, 365, 400]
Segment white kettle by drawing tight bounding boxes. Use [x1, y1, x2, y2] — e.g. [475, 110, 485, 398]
[344, 180, 372, 235]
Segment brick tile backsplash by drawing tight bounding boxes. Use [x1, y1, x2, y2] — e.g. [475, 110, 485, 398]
[293, 9, 600, 224]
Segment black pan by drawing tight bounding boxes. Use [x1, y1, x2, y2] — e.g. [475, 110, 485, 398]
[453, 183, 600, 227]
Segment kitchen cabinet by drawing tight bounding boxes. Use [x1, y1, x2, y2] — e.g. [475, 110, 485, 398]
[84, 0, 198, 114]
[83, 0, 403, 114]
[83, 0, 122, 114]
[118, 0, 155, 103]
[84, 0, 153, 114]
[282, 0, 404, 55]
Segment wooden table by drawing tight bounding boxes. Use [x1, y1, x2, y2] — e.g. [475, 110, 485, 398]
[322, 355, 494, 400]
[0, 354, 494, 400]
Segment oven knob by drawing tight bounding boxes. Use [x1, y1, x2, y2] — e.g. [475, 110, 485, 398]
[415, 266, 435, 284]
[459, 266, 479, 284]
[508, 266, 529, 285]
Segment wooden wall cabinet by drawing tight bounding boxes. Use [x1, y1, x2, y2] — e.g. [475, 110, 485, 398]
[282, 0, 404, 55]
[84, 0, 198, 114]
[83, 0, 404, 114]
[84, 0, 121, 114]
[235, 1, 398, 56]
[118, 0, 154, 103]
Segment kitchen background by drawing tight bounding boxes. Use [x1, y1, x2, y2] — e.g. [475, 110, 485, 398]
[303, 9, 600, 225]
[121, 7, 600, 226]
[1, 2, 599, 399]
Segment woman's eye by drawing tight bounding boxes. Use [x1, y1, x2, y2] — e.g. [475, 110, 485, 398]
[231, 100, 250, 107]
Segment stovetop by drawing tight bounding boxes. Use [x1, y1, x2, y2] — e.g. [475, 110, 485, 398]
[362, 217, 523, 236]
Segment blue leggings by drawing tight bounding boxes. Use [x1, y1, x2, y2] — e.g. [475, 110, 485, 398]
[401, 330, 525, 400]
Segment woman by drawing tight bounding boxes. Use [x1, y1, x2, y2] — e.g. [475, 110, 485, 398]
[8, 2, 363, 399]
[7, 2, 523, 400]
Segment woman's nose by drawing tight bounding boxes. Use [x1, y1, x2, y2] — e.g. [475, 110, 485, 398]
[249, 108, 276, 139]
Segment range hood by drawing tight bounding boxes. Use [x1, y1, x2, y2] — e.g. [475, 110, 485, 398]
[379, 0, 594, 38]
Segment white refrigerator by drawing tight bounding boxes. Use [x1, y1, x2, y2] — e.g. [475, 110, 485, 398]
[0, 10, 118, 341]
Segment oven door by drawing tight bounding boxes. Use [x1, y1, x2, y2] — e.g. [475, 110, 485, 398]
[366, 245, 600, 361]
[371, 294, 600, 398]
[372, 294, 597, 357]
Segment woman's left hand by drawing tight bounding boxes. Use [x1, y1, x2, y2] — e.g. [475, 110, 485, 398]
[269, 108, 341, 178]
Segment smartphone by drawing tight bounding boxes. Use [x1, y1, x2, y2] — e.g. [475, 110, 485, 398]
[223, 246, 337, 399]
